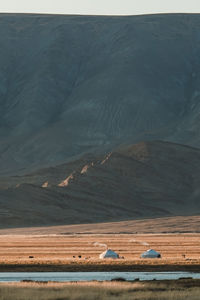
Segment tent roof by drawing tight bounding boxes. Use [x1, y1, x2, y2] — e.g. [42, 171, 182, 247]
[146, 249, 159, 255]
[99, 249, 119, 259]
[141, 249, 161, 258]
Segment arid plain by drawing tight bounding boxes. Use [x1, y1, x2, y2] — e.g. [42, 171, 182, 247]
[0, 217, 200, 272]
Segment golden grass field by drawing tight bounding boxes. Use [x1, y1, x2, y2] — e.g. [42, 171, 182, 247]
[0, 217, 199, 271]
[1, 279, 200, 300]
[0, 232, 200, 271]
[0, 219, 200, 299]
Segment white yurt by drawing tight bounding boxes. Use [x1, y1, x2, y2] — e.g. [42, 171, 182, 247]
[141, 249, 161, 258]
[99, 249, 119, 259]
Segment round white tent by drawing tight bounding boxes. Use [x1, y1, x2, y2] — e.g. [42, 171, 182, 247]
[141, 249, 161, 258]
[99, 249, 119, 259]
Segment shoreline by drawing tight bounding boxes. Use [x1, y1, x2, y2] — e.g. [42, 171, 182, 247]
[1, 278, 200, 285]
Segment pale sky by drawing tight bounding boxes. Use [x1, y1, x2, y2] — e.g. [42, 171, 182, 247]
[0, 0, 200, 15]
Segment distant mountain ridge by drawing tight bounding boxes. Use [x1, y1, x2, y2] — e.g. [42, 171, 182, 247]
[1, 14, 200, 174]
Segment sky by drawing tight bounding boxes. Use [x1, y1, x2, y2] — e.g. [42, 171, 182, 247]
[0, 0, 200, 15]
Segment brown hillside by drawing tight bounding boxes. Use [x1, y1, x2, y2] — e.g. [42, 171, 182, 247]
[0, 141, 200, 228]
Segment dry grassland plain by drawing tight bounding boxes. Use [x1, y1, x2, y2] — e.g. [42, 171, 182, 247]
[0, 219, 200, 299]
[1, 279, 200, 300]
[0, 217, 199, 271]
[0, 232, 200, 272]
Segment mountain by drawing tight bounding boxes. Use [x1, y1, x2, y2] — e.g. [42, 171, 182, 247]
[1, 13, 200, 175]
[1, 14, 200, 228]
[1, 140, 200, 228]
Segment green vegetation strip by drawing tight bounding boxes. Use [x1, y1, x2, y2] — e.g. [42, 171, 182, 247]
[0, 263, 200, 272]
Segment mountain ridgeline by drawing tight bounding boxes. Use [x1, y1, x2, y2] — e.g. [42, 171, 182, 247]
[0, 14, 200, 228]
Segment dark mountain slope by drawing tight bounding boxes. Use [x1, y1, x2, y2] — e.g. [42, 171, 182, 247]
[1, 141, 200, 228]
[1, 14, 200, 174]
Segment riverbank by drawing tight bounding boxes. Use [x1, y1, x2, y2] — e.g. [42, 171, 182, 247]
[0, 262, 200, 272]
[0, 278, 200, 300]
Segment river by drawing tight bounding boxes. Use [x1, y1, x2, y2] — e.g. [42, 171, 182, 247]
[0, 272, 200, 282]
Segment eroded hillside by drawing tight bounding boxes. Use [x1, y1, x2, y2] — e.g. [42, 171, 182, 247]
[0, 14, 200, 174]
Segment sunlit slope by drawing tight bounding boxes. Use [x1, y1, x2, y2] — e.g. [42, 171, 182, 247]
[1, 141, 200, 228]
[1, 14, 200, 174]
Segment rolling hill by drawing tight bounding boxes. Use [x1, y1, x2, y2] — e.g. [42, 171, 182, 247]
[1, 140, 200, 228]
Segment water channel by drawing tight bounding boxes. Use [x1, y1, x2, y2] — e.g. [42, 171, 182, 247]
[0, 272, 199, 282]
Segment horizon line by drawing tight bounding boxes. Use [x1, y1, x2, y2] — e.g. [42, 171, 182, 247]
[0, 11, 199, 17]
